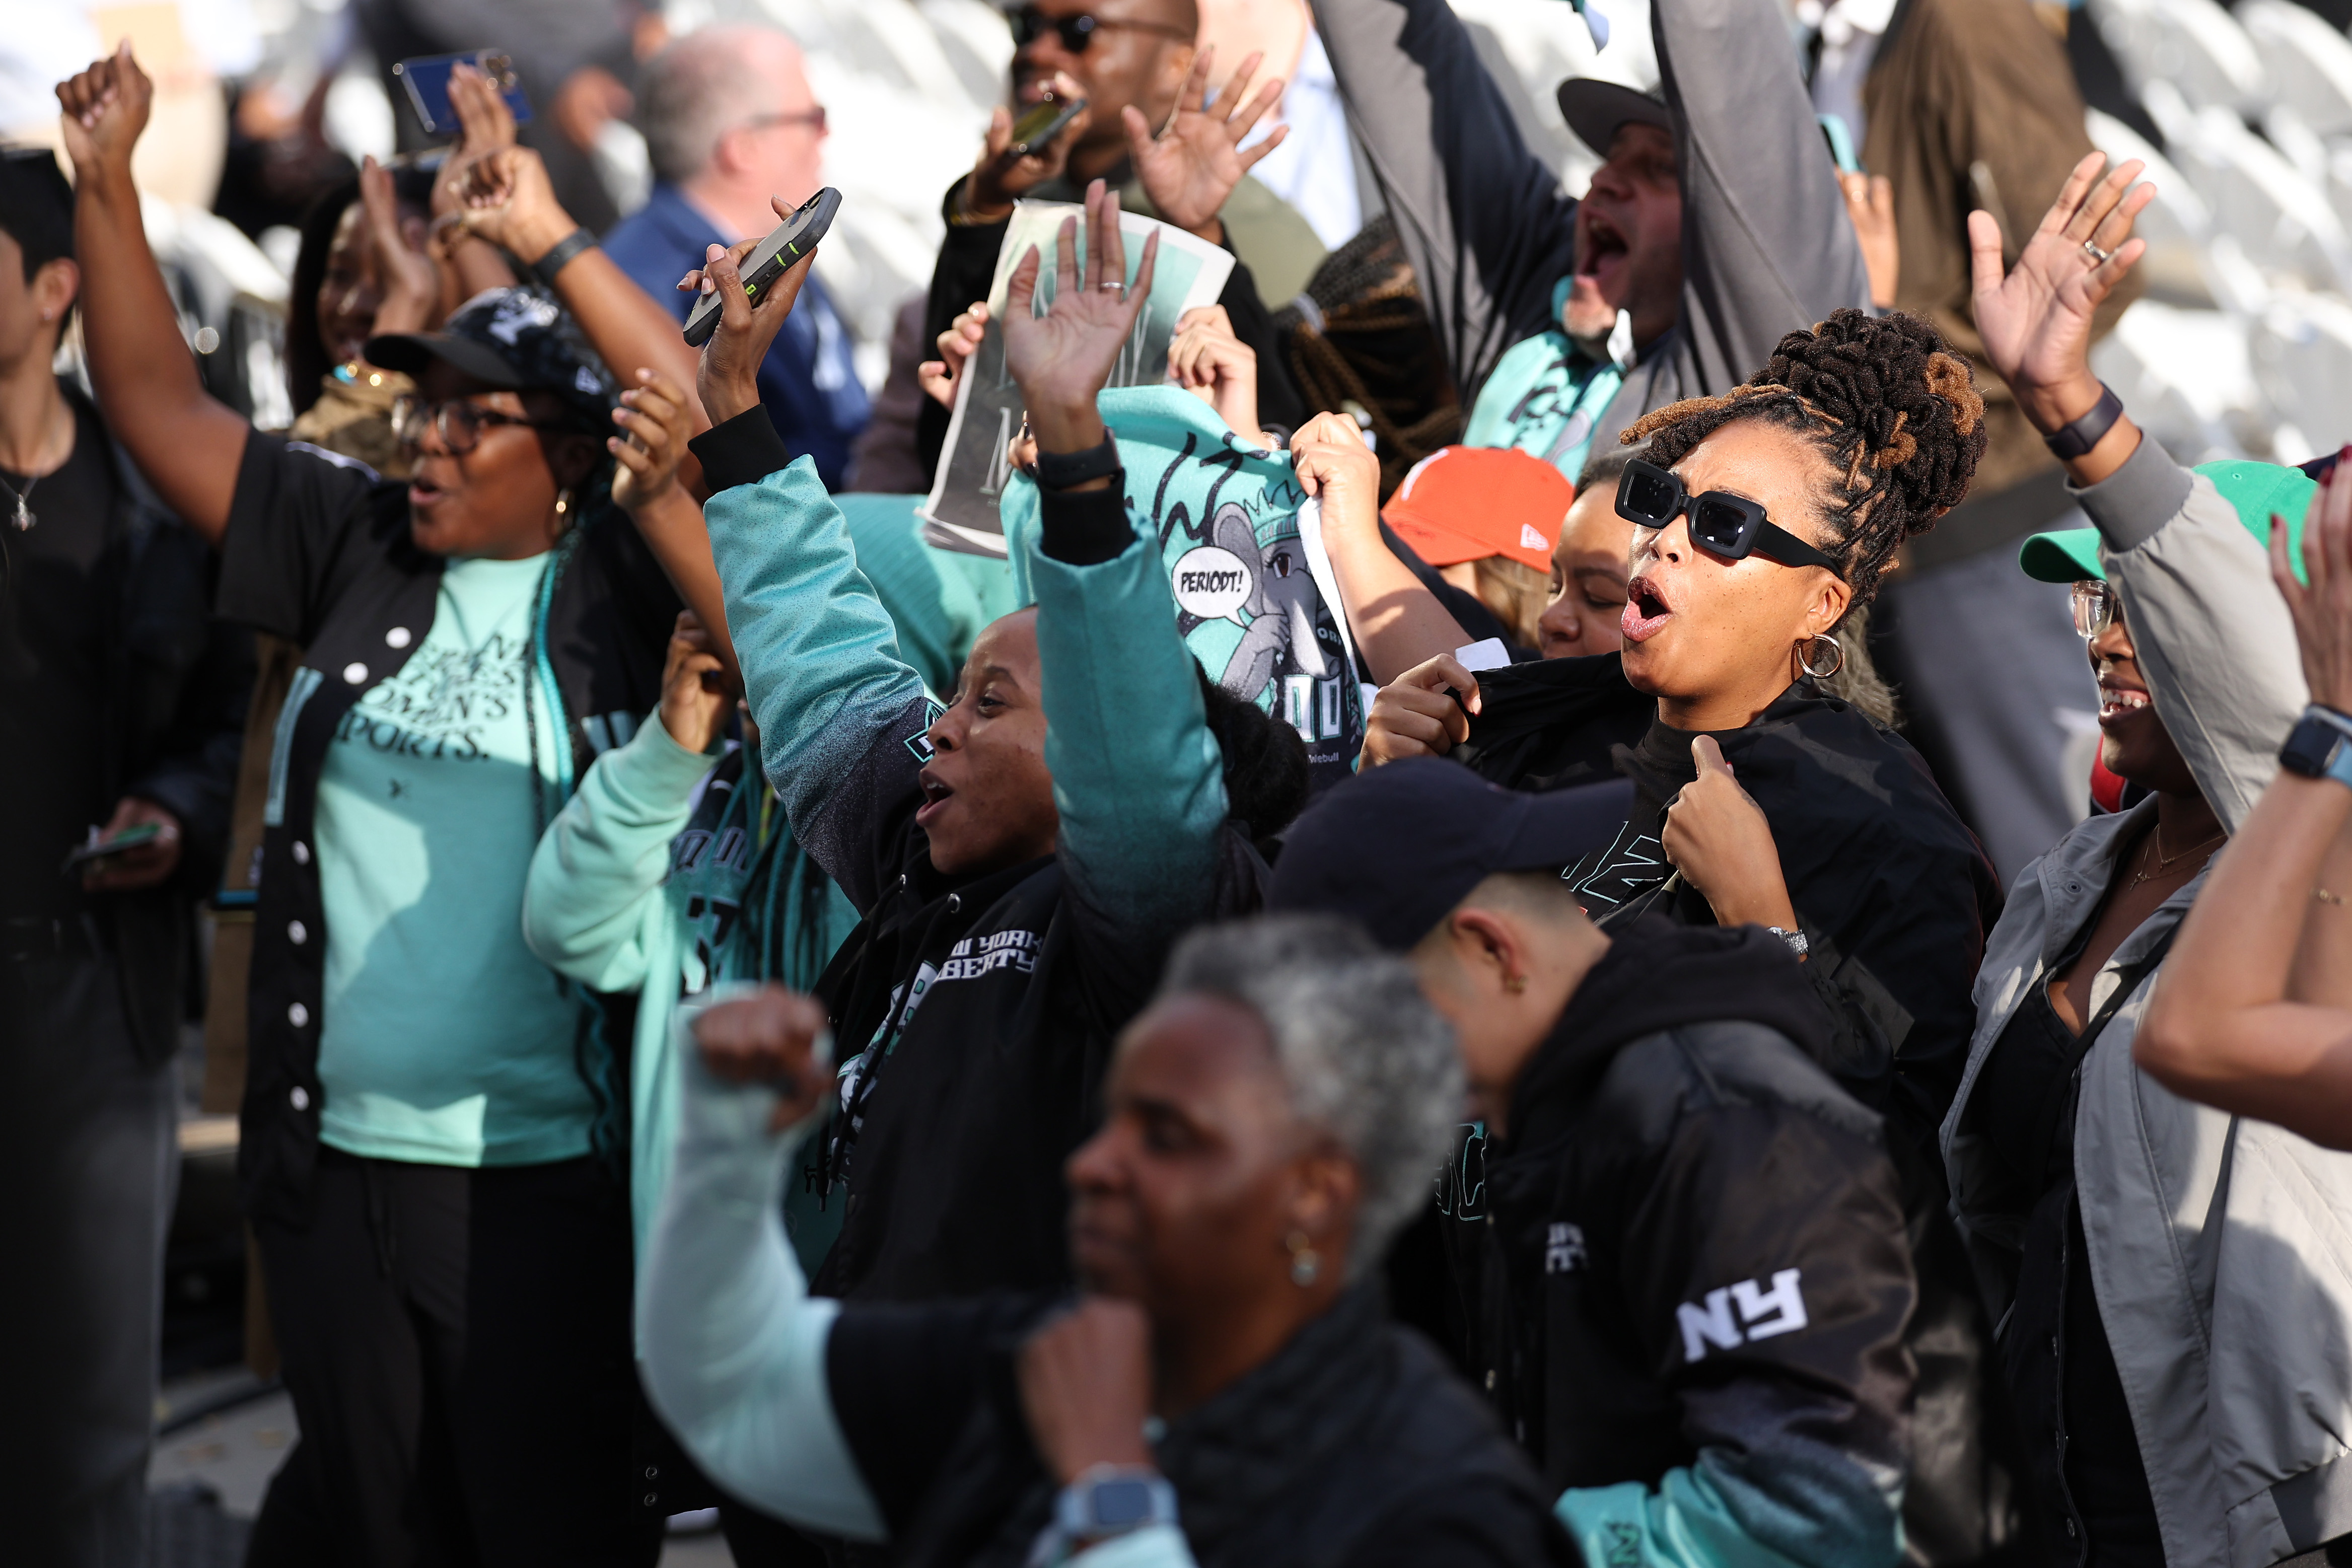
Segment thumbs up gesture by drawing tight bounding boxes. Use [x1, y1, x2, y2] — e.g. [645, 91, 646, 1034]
[1661, 737, 1802, 940]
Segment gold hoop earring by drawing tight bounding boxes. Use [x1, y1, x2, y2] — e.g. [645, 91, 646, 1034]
[551, 487, 575, 535]
[1801, 632, 1845, 681]
[1286, 1230, 1321, 1288]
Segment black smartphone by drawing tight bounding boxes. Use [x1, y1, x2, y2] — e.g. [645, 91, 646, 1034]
[393, 51, 533, 137]
[1002, 94, 1087, 162]
[60, 822, 163, 872]
[682, 187, 843, 348]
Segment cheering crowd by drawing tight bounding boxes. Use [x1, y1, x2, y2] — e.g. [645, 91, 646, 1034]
[11, 0, 2352, 1565]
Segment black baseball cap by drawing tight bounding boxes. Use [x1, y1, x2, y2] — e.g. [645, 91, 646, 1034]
[366, 286, 615, 431]
[1555, 79, 1671, 159]
[1267, 760, 1632, 951]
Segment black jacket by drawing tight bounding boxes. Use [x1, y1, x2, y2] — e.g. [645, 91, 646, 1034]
[829, 1282, 1582, 1568]
[1468, 919, 1915, 1561]
[5, 387, 252, 1061]
[216, 433, 678, 1227]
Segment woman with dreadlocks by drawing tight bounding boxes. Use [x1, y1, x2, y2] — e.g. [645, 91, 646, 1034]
[1363, 304, 2028, 1561]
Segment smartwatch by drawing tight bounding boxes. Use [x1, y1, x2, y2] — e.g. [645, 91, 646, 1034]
[1049, 1464, 1178, 1553]
[2279, 706, 2352, 791]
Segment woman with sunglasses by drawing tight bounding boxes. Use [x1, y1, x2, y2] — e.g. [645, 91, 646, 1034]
[63, 49, 681, 1566]
[1941, 156, 2352, 1565]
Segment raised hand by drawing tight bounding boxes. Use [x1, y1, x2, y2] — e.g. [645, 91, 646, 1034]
[657, 611, 732, 756]
[1167, 304, 1264, 445]
[359, 155, 440, 337]
[1839, 172, 1898, 312]
[1972, 151, 2152, 432]
[55, 41, 154, 182]
[692, 983, 833, 1132]
[610, 368, 694, 513]
[920, 301, 990, 409]
[2278, 456, 2352, 716]
[964, 72, 1092, 223]
[429, 61, 521, 222]
[1002, 179, 1158, 454]
[1125, 47, 1288, 239]
[683, 200, 819, 424]
[1289, 411, 1378, 531]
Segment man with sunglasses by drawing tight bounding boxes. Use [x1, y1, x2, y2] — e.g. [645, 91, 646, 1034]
[1310, 0, 1868, 487]
[605, 25, 870, 488]
[908, 0, 1322, 483]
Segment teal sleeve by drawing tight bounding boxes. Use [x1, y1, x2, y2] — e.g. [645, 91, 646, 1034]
[522, 712, 718, 993]
[704, 459, 933, 909]
[637, 1000, 886, 1542]
[1555, 1457, 1903, 1568]
[1026, 503, 1230, 941]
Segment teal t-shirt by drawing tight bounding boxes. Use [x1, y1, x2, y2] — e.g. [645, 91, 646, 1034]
[1459, 278, 1624, 480]
[314, 553, 595, 1167]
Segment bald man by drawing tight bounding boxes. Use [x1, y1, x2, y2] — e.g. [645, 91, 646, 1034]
[604, 26, 870, 488]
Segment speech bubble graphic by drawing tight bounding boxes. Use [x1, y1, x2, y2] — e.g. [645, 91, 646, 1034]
[1171, 545, 1254, 620]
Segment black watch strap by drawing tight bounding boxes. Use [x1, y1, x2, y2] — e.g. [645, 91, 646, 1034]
[2044, 382, 2125, 461]
[529, 227, 597, 291]
[1032, 435, 1120, 491]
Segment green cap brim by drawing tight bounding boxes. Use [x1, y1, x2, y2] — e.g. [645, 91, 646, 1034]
[2018, 527, 2105, 584]
[2194, 459, 2316, 586]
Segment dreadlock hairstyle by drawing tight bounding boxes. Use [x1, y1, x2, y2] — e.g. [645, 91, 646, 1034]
[1619, 308, 1987, 613]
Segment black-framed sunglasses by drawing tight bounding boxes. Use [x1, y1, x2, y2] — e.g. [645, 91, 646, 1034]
[1615, 457, 1845, 578]
[2071, 579, 2119, 639]
[391, 395, 566, 455]
[1007, 5, 1192, 53]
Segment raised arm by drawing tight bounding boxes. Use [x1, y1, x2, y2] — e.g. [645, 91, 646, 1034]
[1289, 412, 1473, 682]
[1975, 154, 2303, 829]
[58, 46, 250, 541]
[638, 987, 884, 1540]
[1006, 183, 1229, 941]
[2135, 476, 2352, 1147]
[523, 616, 730, 992]
[686, 239, 932, 912]
[1645, 0, 1872, 403]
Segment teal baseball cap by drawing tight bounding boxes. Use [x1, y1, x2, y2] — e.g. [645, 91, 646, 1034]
[2018, 458, 2317, 584]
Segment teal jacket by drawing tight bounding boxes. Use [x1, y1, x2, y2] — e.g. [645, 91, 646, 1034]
[521, 494, 1014, 1266]
[687, 408, 1245, 1299]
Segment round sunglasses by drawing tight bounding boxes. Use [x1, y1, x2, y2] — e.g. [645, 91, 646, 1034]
[1007, 5, 1192, 53]
[1614, 458, 1844, 578]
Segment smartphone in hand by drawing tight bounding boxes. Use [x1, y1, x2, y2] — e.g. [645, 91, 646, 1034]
[1002, 94, 1088, 162]
[682, 188, 843, 348]
[394, 51, 534, 137]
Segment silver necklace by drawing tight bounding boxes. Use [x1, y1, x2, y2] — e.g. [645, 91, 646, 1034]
[0, 470, 36, 531]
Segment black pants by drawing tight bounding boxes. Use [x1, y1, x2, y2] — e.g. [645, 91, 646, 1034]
[248, 1147, 660, 1568]
[0, 939, 178, 1568]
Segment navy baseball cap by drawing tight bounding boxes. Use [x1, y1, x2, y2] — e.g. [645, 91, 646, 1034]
[1268, 760, 1633, 950]
[366, 286, 615, 431]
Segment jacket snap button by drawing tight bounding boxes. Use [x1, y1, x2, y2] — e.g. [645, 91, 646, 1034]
[1484, 1369, 1495, 1390]
[288, 920, 307, 945]
[643, 1492, 658, 1508]
[290, 1086, 309, 1111]
[385, 626, 412, 649]
[342, 662, 369, 685]
[644, 1466, 659, 1480]
[947, 894, 961, 912]
[292, 840, 311, 866]
[288, 1002, 310, 1027]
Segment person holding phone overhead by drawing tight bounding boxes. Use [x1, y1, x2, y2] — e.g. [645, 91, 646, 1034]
[59, 45, 680, 1567]
[0, 146, 251, 1568]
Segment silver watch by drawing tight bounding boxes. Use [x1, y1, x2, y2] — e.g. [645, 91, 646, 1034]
[1766, 925, 1810, 958]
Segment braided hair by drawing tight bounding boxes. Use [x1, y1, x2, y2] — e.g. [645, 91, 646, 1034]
[1619, 308, 1987, 611]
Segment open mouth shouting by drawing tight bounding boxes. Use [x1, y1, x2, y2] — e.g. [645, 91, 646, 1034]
[1622, 573, 1672, 642]
[1577, 207, 1631, 293]
[915, 767, 956, 827]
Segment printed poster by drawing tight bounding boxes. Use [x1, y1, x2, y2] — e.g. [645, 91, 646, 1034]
[921, 201, 1234, 557]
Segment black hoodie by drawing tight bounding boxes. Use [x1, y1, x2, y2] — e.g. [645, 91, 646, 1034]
[1463, 918, 1919, 1562]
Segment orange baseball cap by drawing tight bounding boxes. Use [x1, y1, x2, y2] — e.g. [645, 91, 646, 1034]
[1381, 446, 1572, 574]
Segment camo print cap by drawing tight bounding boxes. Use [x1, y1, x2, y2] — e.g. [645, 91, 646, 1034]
[364, 287, 616, 432]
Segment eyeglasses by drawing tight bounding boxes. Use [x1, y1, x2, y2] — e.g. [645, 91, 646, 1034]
[2071, 579, 2119, 639]
[1007, 5, 1193, 53]
[392, 395, 565, 455]
[1614, 458, 1845, 578]
[744, 106, 828, 136]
